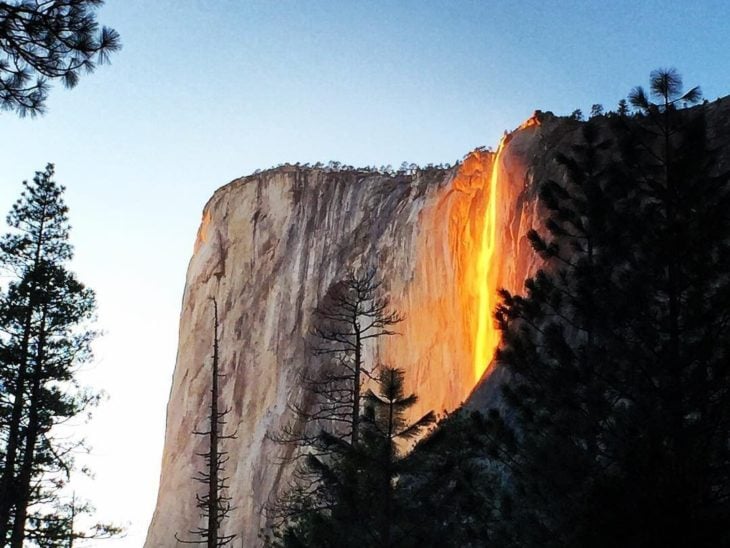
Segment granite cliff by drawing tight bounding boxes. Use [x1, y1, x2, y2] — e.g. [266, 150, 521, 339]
[145, 99, 730, 547]
[145, 114, 555, 547]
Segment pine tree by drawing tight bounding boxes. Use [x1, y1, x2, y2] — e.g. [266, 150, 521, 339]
[359, 368, 435, 546]
[0, 0, 121, 116]
[24, 492, 120, 546]
[270, 367, 433, 548]
[606, 68, 730, 545]
[0, 164, 114, 546]
[272, 269, 402, 452]
[397, 409, 506, 547]
[616, 98, 630, 116]
[484, 70, 730, 546]
[176, 300, 237, 547]
[484, 118, 626, 547]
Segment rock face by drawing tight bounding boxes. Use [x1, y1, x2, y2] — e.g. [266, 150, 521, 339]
[145, 116, 571, 547]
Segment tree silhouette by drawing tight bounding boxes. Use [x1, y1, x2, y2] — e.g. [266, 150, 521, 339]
[0, 164, 118, 546]
[271, 268, 402, 456]
[616, 98, 630, 116]
[481, 118, 624, 547]
[359, 368, 435, 546]
[308, 269, 403, 448]
[396, 409, 503, 547]
[267, 269, 402, 535]
[0, 0, 121, 116]
[176, 299, 237, 547]
[270, 367, 434, 547]
[482, 69, 730, 547]
[24, 492, 122, 546]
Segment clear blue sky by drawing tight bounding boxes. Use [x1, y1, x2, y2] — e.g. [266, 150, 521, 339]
[1, 1, 728, 545]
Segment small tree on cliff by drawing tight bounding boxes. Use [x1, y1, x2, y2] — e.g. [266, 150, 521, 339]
[176, 300, 237, 547]
[616, 98, 630, 116]
[0, 164, 120, 546]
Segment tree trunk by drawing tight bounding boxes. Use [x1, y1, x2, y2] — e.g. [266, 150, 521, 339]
[0, 309, 32, 541]
[10, 306, 47, 547]
[208, 302, 220, 548]
[0, 211, 46, 541]
[351, 328, 361, 447]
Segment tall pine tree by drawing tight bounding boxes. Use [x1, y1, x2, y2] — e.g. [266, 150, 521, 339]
[267, 269, 402, 530]
[306, 269, 403, 448]
[0, 164, 113, 546]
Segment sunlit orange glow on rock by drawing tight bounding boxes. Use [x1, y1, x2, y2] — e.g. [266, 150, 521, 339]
[194, 210, 212, 252]
[458, 114, 542, 383]
[518, 111, 541, 130]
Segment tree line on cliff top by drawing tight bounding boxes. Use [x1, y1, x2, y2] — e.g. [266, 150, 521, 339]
[259, 69, 730, 547]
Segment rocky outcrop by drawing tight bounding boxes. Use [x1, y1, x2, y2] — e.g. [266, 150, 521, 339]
[145, 115, 575, 547]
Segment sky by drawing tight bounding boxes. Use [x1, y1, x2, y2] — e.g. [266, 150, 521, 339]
[0, 1, 729, 545]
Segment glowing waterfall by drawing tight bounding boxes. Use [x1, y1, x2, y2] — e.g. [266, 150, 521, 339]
[473, 139, 505, 381]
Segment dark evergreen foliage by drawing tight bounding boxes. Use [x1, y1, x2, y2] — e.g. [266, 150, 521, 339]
[307, 269, 403, 448]
[272, 269, 402, 453]
[397, 410, 504, 547]
[481, 69, 730, 547]
[617, 98, 630, 116]
[266, 270, 402, 536]
[477, 117, 623, 547]
[0, 0, 121, 116]
[269, 367, 433, 548]
[590, 103, 604, 118]
[0, 164, 120, 546]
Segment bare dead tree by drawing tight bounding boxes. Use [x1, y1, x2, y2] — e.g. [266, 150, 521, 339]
[265, 268, 402, 530]
[272, 268, 402, 454]
[307, 268, 402, 447]
[176, 299, 237, 547]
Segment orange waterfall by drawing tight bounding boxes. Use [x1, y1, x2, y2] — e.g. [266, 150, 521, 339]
[472, 138, 505, 381]
[470, 111, 541, 382]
